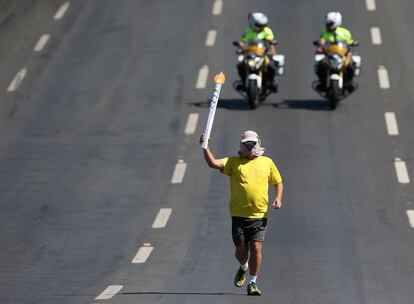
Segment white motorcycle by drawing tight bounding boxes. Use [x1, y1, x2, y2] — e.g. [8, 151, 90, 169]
[313, 40, 361, 109]
[234, 39, 285, 109]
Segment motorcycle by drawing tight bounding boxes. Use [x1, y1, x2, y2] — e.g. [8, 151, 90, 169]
[233, 39, 285, 109]
[313, 40, 361, 109]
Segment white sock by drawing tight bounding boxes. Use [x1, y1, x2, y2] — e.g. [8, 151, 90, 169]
[247, 275, 257, 284]
[241, 262, 249, 271]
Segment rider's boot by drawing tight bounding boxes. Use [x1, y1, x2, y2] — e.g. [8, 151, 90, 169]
[316, 82, 326, 92]
[236, 81, 245, 91]
[345, 82, 355, 93]
[269, 81, 278, 93]
[344, 66, 356, 93]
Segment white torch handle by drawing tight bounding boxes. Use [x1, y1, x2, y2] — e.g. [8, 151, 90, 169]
[201, 83, 222, 149]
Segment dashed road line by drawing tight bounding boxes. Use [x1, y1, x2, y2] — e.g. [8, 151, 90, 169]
[132, 243, 154, 263]
[406, 210, 414, 228]
[7, 68, 27, 92]
[212, 0, 223, 16]
[378, 65, 390, 89]
[196, 65, 209, 89]
[152, 208, 172, 228]
[171, 160, 187, 184]
[365, 0, 376, 11]
[54, 1, 70, 20]
[394, 158, 410, 184]
[34, 34, 50, 52]
[205, 30, 217, 46]
[370, 27, 382, 45]
[95, 285, 123, 300]
[385, 112, 399, 136]
[184, 113, 199, 135]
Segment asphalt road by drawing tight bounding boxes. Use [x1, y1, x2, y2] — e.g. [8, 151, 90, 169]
[0, 0, 413, 304]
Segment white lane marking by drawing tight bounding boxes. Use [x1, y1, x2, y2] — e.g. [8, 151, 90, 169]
[152, 208, 172, 228]
[205, 30, 217, 46]
[33, 34, 50, 52]
[95, 285, 123, 300]
[171, 160, 187, 184]
[385, 112, 399, 136]
[184, 113, 199, 135]
[54, 1, 70, 20]
[366, 0, 376, 11]
[212, 0, 223, 15]
[370, 27, 382, 45]
[406, 210, 414, 228]
[378, 66, 390, 89]
[132, 243, 154, 263]
[394, 158, 410, 184]
[7, 68, 27, 92]
[196, 65, 209, 89]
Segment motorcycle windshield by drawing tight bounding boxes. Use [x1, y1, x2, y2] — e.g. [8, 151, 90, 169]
[324, 41, 349, 56]
[244, 39, 266, 57]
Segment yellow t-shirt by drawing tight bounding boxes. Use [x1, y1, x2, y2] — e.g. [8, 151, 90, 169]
[221, 156, 282, 218]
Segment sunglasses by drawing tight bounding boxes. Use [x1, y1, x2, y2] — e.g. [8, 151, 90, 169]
[243, 141, 257, 151]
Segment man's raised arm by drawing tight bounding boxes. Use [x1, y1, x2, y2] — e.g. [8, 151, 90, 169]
[200, 134, 224, 171]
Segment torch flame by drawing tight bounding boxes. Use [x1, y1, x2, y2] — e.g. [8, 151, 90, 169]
[214, 71, 225, 85]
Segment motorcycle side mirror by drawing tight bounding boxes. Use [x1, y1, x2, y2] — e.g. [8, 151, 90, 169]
[233, 41, 241, 47]
[351, 41, 359, 47]
[313, 40, 321, 46]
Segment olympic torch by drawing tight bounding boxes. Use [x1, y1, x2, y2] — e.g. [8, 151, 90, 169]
[201, 71, 225, 149]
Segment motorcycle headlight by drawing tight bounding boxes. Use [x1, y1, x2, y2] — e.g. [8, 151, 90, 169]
[248, 57, 263, 69]
[329, 54, 344, 70]
[248, 58, 257, 68]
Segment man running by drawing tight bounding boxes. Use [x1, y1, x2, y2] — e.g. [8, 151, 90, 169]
[200, 130, 284, 296]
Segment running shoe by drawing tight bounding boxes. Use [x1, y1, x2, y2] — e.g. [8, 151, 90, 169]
[247, 282, 261, 296]
[234, 266, 248, 287]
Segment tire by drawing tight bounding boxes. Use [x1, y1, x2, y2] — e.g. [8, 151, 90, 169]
[247, 79, 259, 109]
[328, 79, 340, 110]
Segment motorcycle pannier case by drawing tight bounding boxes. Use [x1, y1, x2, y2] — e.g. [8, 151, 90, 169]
[352, 55, 362, 76]
[272, 54, 285, 76]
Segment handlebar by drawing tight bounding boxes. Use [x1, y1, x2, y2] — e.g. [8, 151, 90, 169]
[232, 41, 241, 47]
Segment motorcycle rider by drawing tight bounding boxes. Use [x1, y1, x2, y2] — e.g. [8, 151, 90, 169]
[315, 12, 356, 91]
[236, 12, 278, 92]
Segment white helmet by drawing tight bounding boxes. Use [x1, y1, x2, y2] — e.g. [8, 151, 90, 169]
[325, 12, 342, 30]
[248, 12, 268, 31]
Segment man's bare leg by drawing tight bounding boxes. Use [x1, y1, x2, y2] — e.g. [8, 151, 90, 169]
[248, 241, 262, 276]
[235, 244, 249, 264]
[246, 241, 263, 295]
[234, 244, 249, 287]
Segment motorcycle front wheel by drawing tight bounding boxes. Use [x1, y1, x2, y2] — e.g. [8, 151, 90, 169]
[247, 79, 259, 109]
[328, 79, 340, 110]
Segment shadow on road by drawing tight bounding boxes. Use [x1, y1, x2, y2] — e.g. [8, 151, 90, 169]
[276, 99, 332, 111]
[189, 98, 251, 111]
[122, 291, 241, 296]
[189, 98, 332, 111]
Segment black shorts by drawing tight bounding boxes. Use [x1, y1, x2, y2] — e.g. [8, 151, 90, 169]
[231, 217, 268, 247]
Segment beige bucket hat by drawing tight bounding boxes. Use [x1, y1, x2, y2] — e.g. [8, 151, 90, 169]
[239, 130, 265, 157]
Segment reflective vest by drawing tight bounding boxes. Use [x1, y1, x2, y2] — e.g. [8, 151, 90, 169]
[241, 26, 275, 43]
[320, 27, 353, 44]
